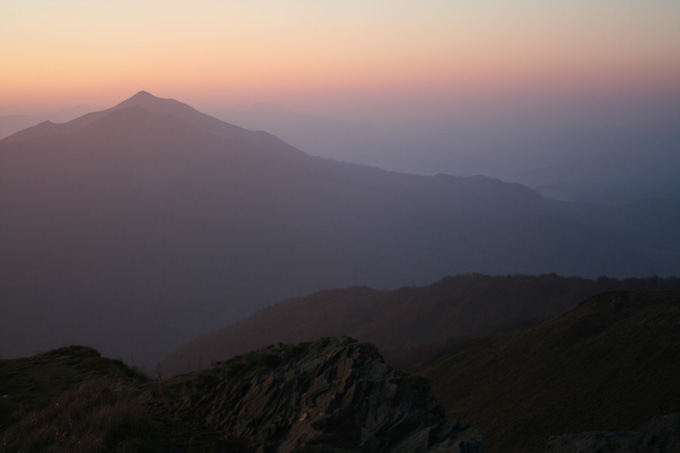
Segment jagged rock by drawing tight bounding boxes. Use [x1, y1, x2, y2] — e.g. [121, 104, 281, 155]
[163, 337, 485, 452]
[545, 414, 680, 452]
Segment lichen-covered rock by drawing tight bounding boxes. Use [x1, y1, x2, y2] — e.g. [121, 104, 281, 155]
[164, 337, 485, 452]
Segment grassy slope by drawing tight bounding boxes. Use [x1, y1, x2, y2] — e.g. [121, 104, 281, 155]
[0, 346, 164, 452]
[3, 290, 680, 452]
[415, 290, 680, 453]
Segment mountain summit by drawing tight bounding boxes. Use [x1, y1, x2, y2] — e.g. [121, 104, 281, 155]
[3, 91, 303, 158]
[120, 90, 158, 103]
[112, 90, 196, 115]
[0, 93, 662, 365]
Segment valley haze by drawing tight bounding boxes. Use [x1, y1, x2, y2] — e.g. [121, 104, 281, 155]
[1, 91, 678, 367]
[3, 94, 678, 206]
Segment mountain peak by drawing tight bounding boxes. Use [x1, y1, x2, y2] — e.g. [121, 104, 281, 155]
[109, 90, 208, 122]
[116, 90, 170, 109]
[129, 90, 155, 100]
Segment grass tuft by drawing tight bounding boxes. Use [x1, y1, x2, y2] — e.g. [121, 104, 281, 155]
[1, 380, 163, 452]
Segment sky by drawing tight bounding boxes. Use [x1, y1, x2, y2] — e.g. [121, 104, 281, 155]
[2, 0, 680, 116]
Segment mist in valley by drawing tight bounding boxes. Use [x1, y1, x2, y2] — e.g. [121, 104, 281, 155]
[6, 90, 677, 207]
[1, 91, 679, 368]
[210, 91, 680, 205]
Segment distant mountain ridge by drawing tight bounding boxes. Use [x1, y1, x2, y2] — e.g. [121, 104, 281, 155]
[160, 274, 680, 376]
[211, 96, 680, 205]
[0, 91, 672, 365]
[0, 105, 99, 140]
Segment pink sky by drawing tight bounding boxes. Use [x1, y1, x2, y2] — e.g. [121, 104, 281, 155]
[1, 1, 679, 115]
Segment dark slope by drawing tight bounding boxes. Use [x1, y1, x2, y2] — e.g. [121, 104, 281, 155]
[0, 339, 484, 452]
[0, 346, 163, 451]
[415, 290, 680, 453]
[0, 92, 661, 365]
[545, 414, 680, 453]
[160, 274, 680, 376]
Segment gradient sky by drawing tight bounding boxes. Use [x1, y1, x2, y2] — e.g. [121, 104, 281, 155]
[2, 0, 680, 115]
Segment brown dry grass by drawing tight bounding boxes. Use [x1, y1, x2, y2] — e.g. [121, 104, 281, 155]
[416, 290, 680, 453]
[0, 347, 164, 452]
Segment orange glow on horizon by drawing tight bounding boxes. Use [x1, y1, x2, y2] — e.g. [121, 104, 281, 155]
[1, 1, 679, 114]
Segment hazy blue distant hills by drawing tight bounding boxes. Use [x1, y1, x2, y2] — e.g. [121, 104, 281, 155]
[507, 147, 680, 205]
[212, 96, 680, 205]
[0, 91, 673, 365]
[553, 197, 680, 277]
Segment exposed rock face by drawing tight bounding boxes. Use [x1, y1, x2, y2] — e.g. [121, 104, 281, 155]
[545, 414, 680, 453]
[163, 337, 485, 452]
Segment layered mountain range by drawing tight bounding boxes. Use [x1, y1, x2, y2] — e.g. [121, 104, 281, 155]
[1, 91, 677, 365]
[160, 274, 680, 376]
[2, 290, 678, 452]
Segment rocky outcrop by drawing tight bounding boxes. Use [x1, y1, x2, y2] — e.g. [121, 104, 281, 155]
[545, 414, 680, 452]
[163, 337, 485, 452]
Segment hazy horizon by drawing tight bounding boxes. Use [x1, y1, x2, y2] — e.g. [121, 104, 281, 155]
[4, 89, 678, 204]
[3, 1, 679, 112]
[3, 1, 680, 204]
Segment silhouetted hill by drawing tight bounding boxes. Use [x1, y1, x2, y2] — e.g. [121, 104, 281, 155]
[160, 274, 680, 376]
[0, 106, 98, 140]
[0, 339, 483, 452]
[0, 91, 668, 365]
[415, 290, 680, 453]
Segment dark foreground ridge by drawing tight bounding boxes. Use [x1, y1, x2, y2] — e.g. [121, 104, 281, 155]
[0, 338, 484, 452]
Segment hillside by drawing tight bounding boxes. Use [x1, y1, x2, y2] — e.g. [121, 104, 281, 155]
[3, 291, 679, 451]
[0, 339, 483, 452]
[0, 91, 671, 365]
[160, 274, 680, 376]
[415, 290, 680, 453]
[0, 346, 162, 451]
